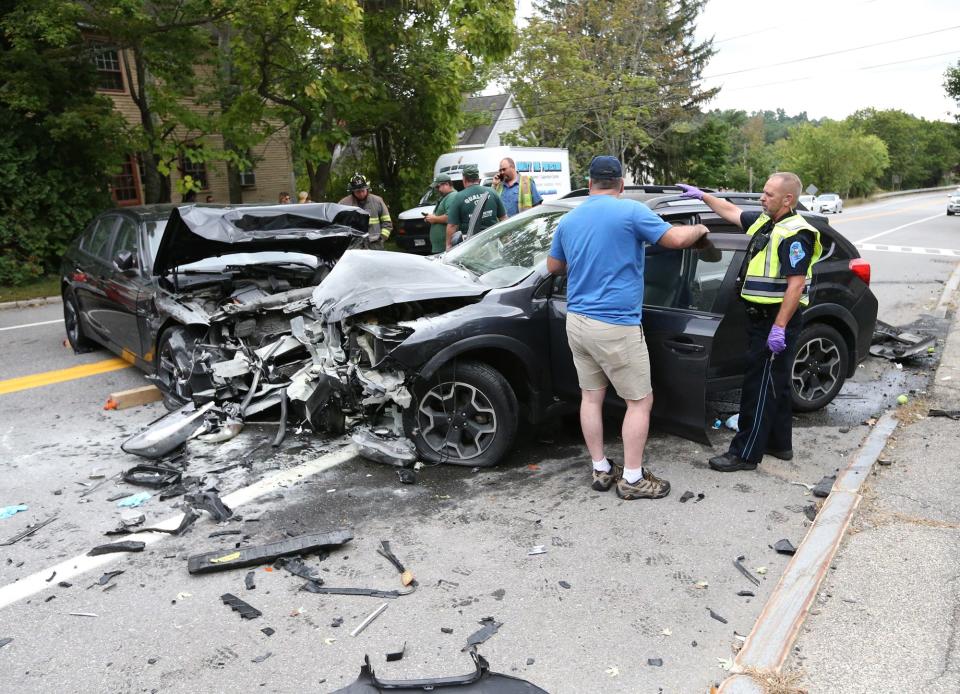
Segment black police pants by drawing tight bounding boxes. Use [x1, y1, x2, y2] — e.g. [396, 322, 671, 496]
[728, 310, 802, 464]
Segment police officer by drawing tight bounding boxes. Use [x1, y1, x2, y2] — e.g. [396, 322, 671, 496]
[339, 174, 393, 249]
[677, 173, 822, 473]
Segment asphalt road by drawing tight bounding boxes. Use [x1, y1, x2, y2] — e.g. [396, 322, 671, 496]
[0, 191, 956, 693]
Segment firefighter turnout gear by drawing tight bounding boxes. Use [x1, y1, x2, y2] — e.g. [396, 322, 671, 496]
[338, 190, 393, 245]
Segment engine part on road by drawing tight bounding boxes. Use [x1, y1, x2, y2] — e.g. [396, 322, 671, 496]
[187, 529, 353, 574]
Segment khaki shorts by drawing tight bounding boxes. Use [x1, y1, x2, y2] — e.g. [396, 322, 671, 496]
[565, 312, 652, 401]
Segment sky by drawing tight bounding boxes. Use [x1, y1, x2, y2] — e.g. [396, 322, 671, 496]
[514, 0, 960, 122]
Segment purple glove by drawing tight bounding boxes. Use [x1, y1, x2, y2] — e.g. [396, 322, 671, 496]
[767, 325, 786, 354]
[676, 183, 704, 200]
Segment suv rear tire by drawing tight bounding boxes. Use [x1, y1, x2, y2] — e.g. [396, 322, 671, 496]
[791, 323, 848, 412]
[404, 360, 518, 467]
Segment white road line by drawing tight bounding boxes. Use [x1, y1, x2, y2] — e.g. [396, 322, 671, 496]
[0, 318, 63, 332]
[0, 443, 358, 611]
[853, 212, 945, 244]
[857, 243, 960, 257]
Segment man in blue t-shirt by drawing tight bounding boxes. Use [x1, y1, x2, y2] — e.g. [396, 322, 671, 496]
[547, 155, 710, 501]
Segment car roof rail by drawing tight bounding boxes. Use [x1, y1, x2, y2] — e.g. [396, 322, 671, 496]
[560, 184, 717, 200]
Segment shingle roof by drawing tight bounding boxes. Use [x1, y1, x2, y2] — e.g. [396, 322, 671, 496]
[457, 94, 511, 147]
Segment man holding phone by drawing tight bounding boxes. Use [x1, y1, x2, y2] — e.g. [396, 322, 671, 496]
[493, 157, 542, 217]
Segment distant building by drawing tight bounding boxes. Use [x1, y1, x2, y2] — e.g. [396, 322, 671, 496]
[456, 94, 526, 150]
[91, 43, 295, 206]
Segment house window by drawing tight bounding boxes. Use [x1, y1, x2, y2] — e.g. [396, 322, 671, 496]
[179, 153, 208, 190]
[111, 157, 141, 206]
[93, 45, 124, 91]
[239, 166, 256, 187]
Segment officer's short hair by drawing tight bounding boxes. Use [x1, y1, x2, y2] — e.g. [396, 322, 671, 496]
[771, 172, 802, 200]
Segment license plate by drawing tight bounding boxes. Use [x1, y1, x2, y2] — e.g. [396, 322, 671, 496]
[414, 239, 425, 246]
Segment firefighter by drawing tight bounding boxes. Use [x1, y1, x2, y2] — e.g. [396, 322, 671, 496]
[339, 174, 392, 249]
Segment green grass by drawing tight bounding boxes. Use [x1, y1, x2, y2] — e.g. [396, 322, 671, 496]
[0, 275, 61, 304]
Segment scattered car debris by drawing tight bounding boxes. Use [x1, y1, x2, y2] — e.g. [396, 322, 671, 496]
[120, 511, 145, 527]
[707, 608, 728, 624]
[605, 666, 619, 677]
[679, 491, 695, 503]
[97, 570, 124, 586]
[116, 492, 152, 509]
[350, 603, 389, 637]
[661, 628, 672, 636]
[122, 465, 182, 489]
[397, 468, 417, 485]
[261, 627, 275, 637]
[733, 556, 761, 586]
[187, 530, 352, 574]
[0, 514, 57, 546]
[0, 638, 12, 649]
[220, 593, 262, 620]
[877, 458, 893, 467]
[377, 540, 415, 586]
[717, 657, 733, 671]
[773, 539, 797, 556]
[209, 529, 242, 538]
[58, 581, 72, 588]
[331, 651, 549, 694]
[301, 582, 413, 599]
[870, 320, 935, 361]
[184, 491, 232, 522]
[251, 652, 273, 664]
[277, 556, 322, 581]
[813, 475, 836, 498]
[929, 409, 960, 420]
[87, 541, 146, 556]
[803, 504, 819, 521]
[175, 592, 191, 601]
[121, 402, 216, 459]
[68, 612, 99, 618]
[558, 581, 571, 589]
[441, 627, 454, 634]
[0, 505, 28, 520]
[526, 658, 535, 666]
[385, 642, 406, 662]
[462, 617, 502, 652]
[737, 591, 755, 597]
[353, 428, 418, 467]
[331, 617, 344, 628]
[527, 546, 547, 556]
[694, 580, 709, 589]
[106, 508, 199, 537]
[647, 658, 663, 667]
[44, 571, 56, 583]
[755, 566, 768, 575]
[245, 572, 256, 591]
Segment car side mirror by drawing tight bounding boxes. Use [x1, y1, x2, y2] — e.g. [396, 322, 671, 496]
[113, 250, 137, 273]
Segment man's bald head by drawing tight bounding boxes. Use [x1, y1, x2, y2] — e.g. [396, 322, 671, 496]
[761, 172, 802, 220]
[770, 172, 802, 200]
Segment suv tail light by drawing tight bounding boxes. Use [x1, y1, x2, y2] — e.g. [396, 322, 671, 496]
[849, 258, 870, 285]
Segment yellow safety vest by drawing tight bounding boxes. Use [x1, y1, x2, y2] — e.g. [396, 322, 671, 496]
[741, 212, 822, 306]
[494, 176, 534, 212]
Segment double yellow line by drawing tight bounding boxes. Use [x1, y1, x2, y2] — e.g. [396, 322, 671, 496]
[0, 358, 131, 396]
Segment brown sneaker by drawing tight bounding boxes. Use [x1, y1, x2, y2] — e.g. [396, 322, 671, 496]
[591, 459, 623, 492]
[616, 468, 671, 500]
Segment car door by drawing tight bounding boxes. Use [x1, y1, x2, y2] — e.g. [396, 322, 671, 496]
[98, 214, 145, 361]
[72, 214, 120, 344]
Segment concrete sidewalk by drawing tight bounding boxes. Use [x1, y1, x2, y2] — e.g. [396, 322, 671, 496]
[786, 306, 960, 691]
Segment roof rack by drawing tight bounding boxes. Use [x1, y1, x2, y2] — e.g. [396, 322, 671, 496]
[560, 184, 717, 199]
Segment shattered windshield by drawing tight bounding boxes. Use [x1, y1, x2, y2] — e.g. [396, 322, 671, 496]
[443, 208, 565, 287]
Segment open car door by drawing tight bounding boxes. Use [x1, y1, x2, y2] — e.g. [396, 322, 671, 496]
[641, 232, 747, 443]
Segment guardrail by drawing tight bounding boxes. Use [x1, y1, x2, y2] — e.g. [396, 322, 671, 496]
[872, 184, 957, 200]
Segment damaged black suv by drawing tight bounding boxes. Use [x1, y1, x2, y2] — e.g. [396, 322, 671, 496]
[94, 193, 877, 470]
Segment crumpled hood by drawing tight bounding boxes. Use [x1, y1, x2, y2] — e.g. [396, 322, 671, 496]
[311, 250, 486, 322]
[154, 203, 369, 276]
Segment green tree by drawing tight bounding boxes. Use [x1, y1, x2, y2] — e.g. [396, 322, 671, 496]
[777, 121, 889, 198]
[231, 0, 514, 210]
[945, 60, 960, 115]
[506, 0, 716, 188]
[1, 0, 127, 284]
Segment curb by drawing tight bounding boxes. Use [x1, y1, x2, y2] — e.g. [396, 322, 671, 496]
[715, 264, 960, 692]
[0, 295, 62, 311]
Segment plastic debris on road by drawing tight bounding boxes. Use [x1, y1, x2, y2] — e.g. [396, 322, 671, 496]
[0, 505, 28, 520]
[116, 492, 151, 508]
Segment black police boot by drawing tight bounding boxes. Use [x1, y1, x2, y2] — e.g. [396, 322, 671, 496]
[708, 452, 758, 472]
[764, 448, 794, 461]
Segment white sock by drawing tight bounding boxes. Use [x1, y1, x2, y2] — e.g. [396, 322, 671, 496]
[592, 457, 611, 473]
[623, 467, 644, 484]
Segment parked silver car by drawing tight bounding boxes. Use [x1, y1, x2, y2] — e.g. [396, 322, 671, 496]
[947, 192, 960, 216]
[817, 193, 843, 214]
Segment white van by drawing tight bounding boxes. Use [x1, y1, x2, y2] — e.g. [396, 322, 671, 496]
[396, 146, 570, 253]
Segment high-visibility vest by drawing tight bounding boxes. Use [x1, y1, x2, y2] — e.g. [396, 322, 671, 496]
[741, 212, 822, 306]
[494, 176, 534, 212]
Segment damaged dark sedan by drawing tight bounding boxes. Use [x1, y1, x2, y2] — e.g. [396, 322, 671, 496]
[104, 191, 877, 469]
[60, 202, 369, 411]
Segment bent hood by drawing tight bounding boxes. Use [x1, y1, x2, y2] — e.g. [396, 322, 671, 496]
[311, 250, 486, 322]
[154, 203, 369, 276]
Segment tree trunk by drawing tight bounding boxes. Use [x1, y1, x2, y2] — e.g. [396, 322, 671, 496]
[132, 48, 171, 203]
